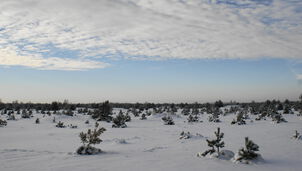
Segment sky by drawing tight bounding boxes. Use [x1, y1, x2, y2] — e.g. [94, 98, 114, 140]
[0, 0, 301, 103]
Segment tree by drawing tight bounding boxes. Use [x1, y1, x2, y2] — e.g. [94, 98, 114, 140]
[235, 137, 260, 162]
[0, 118, 7, 127]
[231, 111, 246, 125]
[214, 100, 224, 108]
[202, 127, 225, 157]
[112, 112, 127, 128]
[51, 101, 59, 111]
[77, 122, 106, 155]
[162, 115, 175, 125]
[140, 113, 147, 120]
[292, 130, 301, 140]
[187, 114, 199, 123]
[92, 101, 113, 122]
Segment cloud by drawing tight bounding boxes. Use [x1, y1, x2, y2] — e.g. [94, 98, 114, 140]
[0, 47, 108, 71]
[0, 0, 302, 70]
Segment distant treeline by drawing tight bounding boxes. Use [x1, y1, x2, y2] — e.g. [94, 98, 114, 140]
[0, 98, 301, 111]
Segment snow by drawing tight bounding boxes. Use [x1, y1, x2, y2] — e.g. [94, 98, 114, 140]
[0, 110, 302, 171]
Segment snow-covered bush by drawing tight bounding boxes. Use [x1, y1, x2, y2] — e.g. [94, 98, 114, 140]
[271, 113, 287, 123]
[234, 137, 263, 164]
[125, 113, 131, 122]
[56, 121, 66, 128]
[255, 112, 267, 121]
[8, 114, 16, 120]
[181, 108, 190, 116]
[201, 127, 225, 157]
[21, 110, 32, 118]
[292, 130, 302, 140]
[77, 122, 106, 155]
[112, 112, 127, 128]
[180, 131, 191, 139]
[187, 114, 199, 123]
[208, 111, 220, 122]
[0, 118, 7, 127]
[35, 118, 40, 124]
[68, 124, 78, 129]
[140, 114, 147, 120]
[162, 115, 175, 125]
[92, 101, 113, 122]
[231, 112, 246, 125]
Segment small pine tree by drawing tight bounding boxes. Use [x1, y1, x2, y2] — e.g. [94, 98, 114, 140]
[202, 127, 225, 157]
[231, 112, 246, 125]
[180, 131, 191, 139]
[125, 113, 131, 122]
[8, 114, 16, 120]
[292, 130, 301, 140]
[112, 112, 127, 128]
[0, 118, 7, 127]
[56, 121, 66, 128]
[92, 101, 113, 122]
[35, 118, 40, 124]
[162, 115, 175, 125]
[236, 137, 260, 162]
[77, 122, 106, 155]
[140, 114, 147, 120]
[187, 114, 199, 123]
[208, 111, 220, 122]
[271, 113, 287, 123]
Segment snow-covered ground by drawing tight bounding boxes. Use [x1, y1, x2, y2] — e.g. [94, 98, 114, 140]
[1, 109, 302, 171]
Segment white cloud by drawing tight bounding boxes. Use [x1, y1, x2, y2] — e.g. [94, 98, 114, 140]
[296, 74, 302, 80]
[0, 0, 302, 70]
[0, 47, 108, 71]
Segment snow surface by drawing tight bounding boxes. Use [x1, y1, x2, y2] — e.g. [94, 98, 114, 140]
[1, 109, 302, 171]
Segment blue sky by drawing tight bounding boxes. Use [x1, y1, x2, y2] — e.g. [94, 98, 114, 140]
[0, 0, 301, 103]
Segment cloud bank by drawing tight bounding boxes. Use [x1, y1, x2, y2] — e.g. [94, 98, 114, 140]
[0, 0, 302, 70]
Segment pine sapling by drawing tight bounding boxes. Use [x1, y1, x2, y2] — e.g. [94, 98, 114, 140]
[292, 130, 301, 140]
[201, 127, 225, 157]
[77, 122, 106, 155]
[236, 137, 260, 162]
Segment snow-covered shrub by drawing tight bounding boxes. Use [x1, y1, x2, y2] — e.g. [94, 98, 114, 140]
[112, 112, 127, 128]
[92, 101, 113, 122]
[187, 114, 199, 123]
[69, 124, 78, 129]
[35, 118, 40, 124]
[180, 131, 191, 139]
[200, 127, 225, 157]
[8, 114, 16, 120]
[85, 120, 89, 124]
[162, 115, 175, 125]
[231, 112, 246, 125]
[21, 110, 32, 118]
[125, 113, 131, 122]
[77, 122, 106, 155]
[181, 108, 190, 116]
[56, 121, 66, 128]
[255, 112, 267, 121]
[234, 137, 262, 164]
[292, 130, 302, 140]
[64, 110, 74, 116]
[140, 114, 147, 120]
[208, 113, 220, 122]
[271, 113, 287, 123]
[0, 118, 7, 127]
